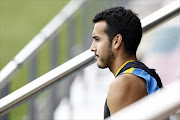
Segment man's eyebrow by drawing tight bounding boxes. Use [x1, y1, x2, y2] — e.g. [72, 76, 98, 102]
[92, 36, 100, 39]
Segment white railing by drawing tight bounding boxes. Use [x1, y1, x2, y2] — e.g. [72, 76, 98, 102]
[0, 49, 95, 116]
[0, 0, 180, 118]
[0, 0, 87, 90]
[141, 0, 180, 34]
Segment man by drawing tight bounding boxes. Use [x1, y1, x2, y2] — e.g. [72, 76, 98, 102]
[90, 6, 163, 119]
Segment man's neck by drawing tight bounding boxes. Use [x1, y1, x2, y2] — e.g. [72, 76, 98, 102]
[109, 56, 137, 76]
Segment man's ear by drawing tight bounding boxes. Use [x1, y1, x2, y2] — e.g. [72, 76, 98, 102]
[113, 34, 122, 50]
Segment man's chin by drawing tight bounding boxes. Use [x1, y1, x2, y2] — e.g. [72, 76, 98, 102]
[97, 63, 107, 69]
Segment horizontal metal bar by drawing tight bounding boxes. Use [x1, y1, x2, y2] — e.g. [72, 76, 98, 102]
[0, 0, 86, 90]
[141, 0, 180, 34]
[108, 80, 180, 120]
[0, 61, 18, 89]
[0, 0, 180, 116]
[0, 49, 95, 116]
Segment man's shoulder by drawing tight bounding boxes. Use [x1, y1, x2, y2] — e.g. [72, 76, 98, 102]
[111, 73, 145, 88]
[107, 73, 148, 114]
[109, 73, 147, 98]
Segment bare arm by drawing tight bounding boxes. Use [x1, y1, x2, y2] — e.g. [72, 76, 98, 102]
[107, 73, 148, 115]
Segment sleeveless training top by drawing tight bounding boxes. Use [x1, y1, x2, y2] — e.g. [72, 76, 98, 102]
[104, 60, 163, 119]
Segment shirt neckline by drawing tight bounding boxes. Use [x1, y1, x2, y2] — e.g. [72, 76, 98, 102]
[115, 60, 136, 77]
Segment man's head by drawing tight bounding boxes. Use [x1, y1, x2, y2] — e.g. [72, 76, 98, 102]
[92, 6, 142, 56]
[90, 6, 142, 69]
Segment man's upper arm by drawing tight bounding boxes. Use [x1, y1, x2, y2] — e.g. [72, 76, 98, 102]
[107, 74, 147, 115]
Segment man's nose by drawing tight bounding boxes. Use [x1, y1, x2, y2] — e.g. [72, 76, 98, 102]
[90, 41, 96, 52]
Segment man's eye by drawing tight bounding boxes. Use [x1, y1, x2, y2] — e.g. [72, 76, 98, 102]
[95, 38, 99, 41]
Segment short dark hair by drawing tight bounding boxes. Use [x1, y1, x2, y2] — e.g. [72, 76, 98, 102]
[93, 6, 142, 55]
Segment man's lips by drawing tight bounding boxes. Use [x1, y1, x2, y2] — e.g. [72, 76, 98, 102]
[95, 53, 99, 57]
[95, 54, 99, 59]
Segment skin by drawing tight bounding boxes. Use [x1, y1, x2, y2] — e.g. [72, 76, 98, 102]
[90, 20, 148, 116]
[90, 21, 114, 69]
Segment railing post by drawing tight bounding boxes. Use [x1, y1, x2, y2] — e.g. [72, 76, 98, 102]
[68, 17, 75, 59]
[29, 55, 37, 120]
[50, 34, 59, 120]
[66, 16, 76, 120]
[0, 84, 9, 120]
[82, 1, 89, 51]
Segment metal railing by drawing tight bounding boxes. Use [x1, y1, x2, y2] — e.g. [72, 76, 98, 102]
[0, 49, 95, 116]
[0, 0, 180, 118]
[141, 0, 180, 34]
[0, 0, 87, 90]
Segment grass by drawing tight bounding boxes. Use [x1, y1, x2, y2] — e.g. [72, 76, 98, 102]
[0, 0, 69, 69]
[0, 0, 69, 119]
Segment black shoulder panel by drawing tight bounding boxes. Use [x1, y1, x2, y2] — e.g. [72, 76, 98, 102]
[117, 61, 163, 88]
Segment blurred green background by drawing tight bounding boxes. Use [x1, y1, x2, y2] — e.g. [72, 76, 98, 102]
[0, 0, 70, 119]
